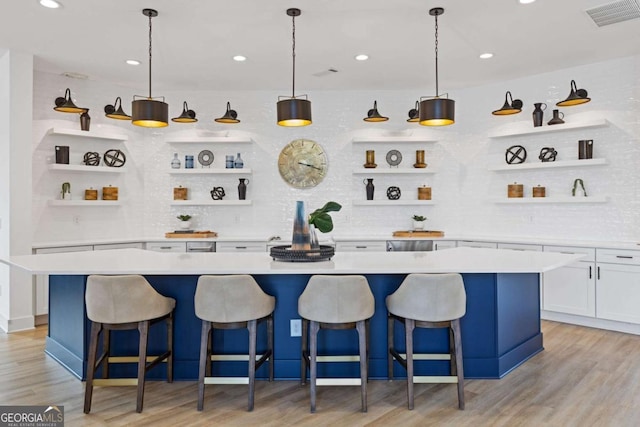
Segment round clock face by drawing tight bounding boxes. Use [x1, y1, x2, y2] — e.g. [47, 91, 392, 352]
[278, 139, 328, 189]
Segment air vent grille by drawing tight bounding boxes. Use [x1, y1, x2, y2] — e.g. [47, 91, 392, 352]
[586, 0, 640, 27]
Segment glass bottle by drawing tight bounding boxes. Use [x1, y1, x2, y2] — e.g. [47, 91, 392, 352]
[234, 153, 244, 169]
[171, 153, 181, 169]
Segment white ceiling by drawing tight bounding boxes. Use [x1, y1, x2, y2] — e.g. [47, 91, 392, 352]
[1, 0, 639, 93]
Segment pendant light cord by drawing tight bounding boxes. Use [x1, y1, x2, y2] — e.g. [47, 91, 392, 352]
[148, 12, 153, 99]
[291, 13, 296, 98]
[434, 12, 439, 97]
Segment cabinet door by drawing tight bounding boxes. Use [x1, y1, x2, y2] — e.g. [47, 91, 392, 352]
[457, 240, 497, 249]
[434, 240, 457, 251]
[543, 262, 595, 317]
[216, 242, 266, 252]
[145, 242, 186, 252]
[93, 242, 144, 250]
[596, 263, 640, 324]
[335, 241, 386, 252]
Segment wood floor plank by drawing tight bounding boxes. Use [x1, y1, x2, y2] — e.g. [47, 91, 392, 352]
[1, 321, 639, 426]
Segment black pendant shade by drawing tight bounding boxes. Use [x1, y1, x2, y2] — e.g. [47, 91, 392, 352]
[277, 8, 312, 127]
[363, 100, 389, 122]
[54, 88, 88, 114]
[171, 101, 197, 123]
[492, 91, 523, 115]
[104, 96, 132, 120]
[556, 79, 591, 107]
[407, 101, 420, 122]
[131, 8, 169, 128]
[215, 102, 241, 124]
[419, 7, 455, 127]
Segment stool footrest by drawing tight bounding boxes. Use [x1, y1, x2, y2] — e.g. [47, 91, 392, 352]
[316, 378, 362, 386]
[210, 353, 268, 362]
[413, 376, 459, 384]
[107, 356, 169, 363]
[399, 353, 451, 361]
[93, 378, 138, 387]
[204, 377, 249, 385]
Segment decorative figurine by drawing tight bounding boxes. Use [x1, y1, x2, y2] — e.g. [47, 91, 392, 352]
[538, 147, 557, 162]
[506, 145, 527, 164]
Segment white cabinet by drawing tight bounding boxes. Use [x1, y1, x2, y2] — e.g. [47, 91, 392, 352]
[497, 242, 542, 252]
[335, 241, 386, 252]
[543, 246, 596, 317]
[433, 240, 457, 251]
[457, 240, 497, 249]
[216, 241, 267, 252]
[596, 249, 640, 324]
[93, 242, 144, 250]
[145, 242, 186, 252]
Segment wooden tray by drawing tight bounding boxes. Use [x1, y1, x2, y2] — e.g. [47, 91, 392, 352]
[165, 231, 217, 238]
[392, 230, 445, 238]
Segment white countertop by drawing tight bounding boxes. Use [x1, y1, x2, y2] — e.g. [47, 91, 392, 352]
[4, 247, 582, 275]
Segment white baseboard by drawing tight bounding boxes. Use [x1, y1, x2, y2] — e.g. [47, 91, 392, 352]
[0, 314, 35, 333]
[542, 310, 640, 335]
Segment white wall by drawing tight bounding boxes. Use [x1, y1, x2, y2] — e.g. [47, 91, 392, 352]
[31, 54, 640, 244]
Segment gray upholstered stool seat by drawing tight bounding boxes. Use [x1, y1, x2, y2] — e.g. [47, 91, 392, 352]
[84, 275, 175, 414]
[387, 273, 466, 410]
[298, 275, 374, 413]
[195, 275, 275, 411]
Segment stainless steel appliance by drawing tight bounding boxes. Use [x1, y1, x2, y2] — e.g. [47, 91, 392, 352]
[386, 240, 433, 252]
[186, 242, 215, 252]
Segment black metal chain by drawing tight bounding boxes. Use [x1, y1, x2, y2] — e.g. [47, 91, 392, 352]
[434, 13, 439, 96]
[291, 13, 296, 97]
[148, 12, 153, 98]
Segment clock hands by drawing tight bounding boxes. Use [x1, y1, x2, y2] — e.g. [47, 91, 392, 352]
[298, 161, 322, 171]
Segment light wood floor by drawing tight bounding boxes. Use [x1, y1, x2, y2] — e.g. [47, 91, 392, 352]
[1, 321, 639, 426]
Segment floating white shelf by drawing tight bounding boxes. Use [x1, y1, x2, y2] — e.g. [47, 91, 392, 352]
[46, 127, 128, 141]
[170, 200, 252, 206]
[488, 118, 609, 138]
[352, 136, 437, 144]
[489, 158, 607, 172]
[494, 196, 608, 204]
[352, 168, 435, 175]
[48, 200, 122, 207]
[165, 136, 253, 144]
[352, 200, 435, 206]
[169, 168, 252, 175]
[48, 164, 126, 173]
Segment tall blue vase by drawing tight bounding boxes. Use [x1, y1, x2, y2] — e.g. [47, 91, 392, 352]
[291, 201, 311, 251]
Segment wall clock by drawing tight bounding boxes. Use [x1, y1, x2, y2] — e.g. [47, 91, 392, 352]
[278, 139, 328, 189]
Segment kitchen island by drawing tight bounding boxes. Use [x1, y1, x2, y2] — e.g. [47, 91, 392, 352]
[4, 247, 580, 381]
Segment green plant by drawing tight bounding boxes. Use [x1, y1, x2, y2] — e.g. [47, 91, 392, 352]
[412, 215, 427, 221]
[176, 214, 192, 221]
[61, 182, 70, 193]
[308, 201, 342, 233]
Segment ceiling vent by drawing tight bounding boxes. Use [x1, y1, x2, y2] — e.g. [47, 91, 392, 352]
[312, 68, 338, 78]
[586, 0, 640, 27]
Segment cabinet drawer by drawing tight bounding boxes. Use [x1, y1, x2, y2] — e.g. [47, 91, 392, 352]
[434, 240, 457, 251]
[497, 243, 542, 252]
[543, 245, 595, 262]
[597, 248, 640, 265]
[34, 245, 93, 254]
[94, 242, 144, 250]
[457, 241, 497, 249]
[145, 242, 186, 252]
[216, 242, 267, 252]
[335, 241, 386, 252]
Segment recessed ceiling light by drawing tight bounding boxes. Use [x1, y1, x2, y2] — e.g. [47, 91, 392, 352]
[126, 59, 140, 66]
[39, 0, 61, 8]
[479, 53, 494, 59]
[233, 55, 247, 62]
[519, 0, 536, 4]
[355, 54, 369, 61]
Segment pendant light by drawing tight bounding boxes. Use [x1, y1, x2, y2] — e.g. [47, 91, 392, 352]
[53, 88, 88, 114]
[492, 91, 523, 115]
[215, 102, 241, 124]
[277, 8, 312, 127]
[104, 97, 132, 120]
[172, 101, 197, 123]
[419, 7, 455, 126]
[363, 101, 389, 122]
[556, 79, 591, 107]
[407, 101, 420, 122]
[131, 8, 169, 128]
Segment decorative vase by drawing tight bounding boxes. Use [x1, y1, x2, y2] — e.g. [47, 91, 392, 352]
[234, 153, 244, 169]
[547, 109, 565, 125]
[532, 102, 546, 127]
[179, 220, 191, 230]
[413, 220, 425, 230]
[364, 178, 375, 200]
[171, 153, 181, 169]
[414, 150, 426, 168]
[225, 155, 235, 169]
[238, 178, 249, 200]
[291, 201, 311, 251]
[309, 224, 320, 250]
[185, 155, 194, 169]
[80, 111, 91, 131]
[578, 140, 593, 159]
[364, 150, 377, 168]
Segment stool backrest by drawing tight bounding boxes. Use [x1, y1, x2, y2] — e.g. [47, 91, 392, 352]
[195, 275, 275, 323]
[298, 275, 374, 323]
[387, 273, 466, 322]
[86, 275, 175, 324]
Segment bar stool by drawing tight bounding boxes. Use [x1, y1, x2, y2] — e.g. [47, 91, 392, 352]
[84, 275, 175, 414]
[387, 273, 466, 410]
[298, 275, 374, 413]
[194, 275, 275, 411]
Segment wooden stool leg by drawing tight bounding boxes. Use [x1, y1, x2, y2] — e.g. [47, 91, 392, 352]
[102, 328, 110, 379]
[248, 319, 257, 412]
[309, 320, 320, 413]
[197, 321, 211, 411]
[451, 319, 465, 410]
[357, 320, 368, 413]
[387, 314, 394, 380]
[136, 320, 150, 413]
[449, 327, 456, 376]
[167, 312, 174, 383]
[405, 318, 415, 410]
[268, 314, 274, 382]
[300, 318, 309, 385]
[84, 322, 102, 414]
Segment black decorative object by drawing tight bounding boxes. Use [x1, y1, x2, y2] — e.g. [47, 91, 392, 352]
[238, 178, 249, 200]
[547, 109, 565, 125]
[386, 150, 402, 167]
[53, 88, 88, 114]
[270, 245, 334, 262]
[103, 149, 126, 167]
[364, 178, 375, 200]
[386, 186, 401, 200]
[532, 102, 546, 127]
[215, 102, 241, 124]
[83, 152, 101, 166]
[55, 146, 69, 164]
[572, 178, 588, 197]
[198, 150, 214, 167]
[80, 110, 91, 131]
[557, 80, 590, 107]
[578, 140, 593, 159]
[210, 186, 225, 200]
[505, 145, 527, 164]
[363, 100, 389, 122]
[171, 101, 197, 123]
[104, 96, 132, 120]
[538, 147, 557, 162]
[492, 91, 523, 115]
